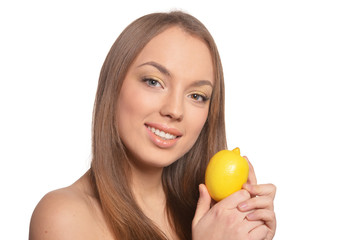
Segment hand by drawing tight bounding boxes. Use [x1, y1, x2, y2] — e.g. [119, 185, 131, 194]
[237, 157, 277, 240]
[192, 184, 264, 240]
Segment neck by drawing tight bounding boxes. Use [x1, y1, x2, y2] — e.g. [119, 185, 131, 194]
[128, 161, 179, 240]
[129, 161, 166, 210]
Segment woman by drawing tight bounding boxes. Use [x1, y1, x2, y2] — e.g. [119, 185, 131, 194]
[30, 11, 276, 240]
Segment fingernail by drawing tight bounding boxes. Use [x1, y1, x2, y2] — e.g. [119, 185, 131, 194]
[238, 202, 248, 211]
[246, 212, 255, 220]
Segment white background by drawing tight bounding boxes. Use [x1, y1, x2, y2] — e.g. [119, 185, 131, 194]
[1, 0, 360, 239]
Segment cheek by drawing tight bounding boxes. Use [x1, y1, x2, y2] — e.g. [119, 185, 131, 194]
[117, 90, 145, 138]
[185, 106, 209, 140]
[117, 86, 155, 124]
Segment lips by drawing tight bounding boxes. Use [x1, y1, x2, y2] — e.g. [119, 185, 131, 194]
[144, 123, 182, 148]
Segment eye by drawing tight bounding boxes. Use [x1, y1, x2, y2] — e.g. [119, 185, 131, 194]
[189, 93, 209, 102]
[142, 77, 162, 88]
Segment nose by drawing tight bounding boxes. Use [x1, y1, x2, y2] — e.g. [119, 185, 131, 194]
[160, 92, 184, 121]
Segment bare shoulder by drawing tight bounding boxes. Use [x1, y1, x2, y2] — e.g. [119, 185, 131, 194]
[29, 173, 113, 240]
[29, 187, 87, 239]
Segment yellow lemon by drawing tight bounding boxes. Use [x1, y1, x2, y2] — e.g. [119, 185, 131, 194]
[205, 148, 249, 202]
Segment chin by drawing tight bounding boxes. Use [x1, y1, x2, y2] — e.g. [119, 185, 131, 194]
[145, 155, 180, 168]
[126, 149, 180, 170]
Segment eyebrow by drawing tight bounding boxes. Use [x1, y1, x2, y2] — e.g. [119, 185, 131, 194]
[190, 80, 213, 88]
[137, 61, 213, 88]
[137, 61, 171, 76]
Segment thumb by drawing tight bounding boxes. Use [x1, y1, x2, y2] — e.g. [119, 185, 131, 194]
[244, 156, 257, 185]
[192, 184, 211, 227]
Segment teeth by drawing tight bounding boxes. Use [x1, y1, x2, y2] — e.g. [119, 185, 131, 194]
[148, 126, 177, 140]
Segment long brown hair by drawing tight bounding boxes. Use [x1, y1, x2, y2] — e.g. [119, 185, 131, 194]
[90, 11, 226, 239]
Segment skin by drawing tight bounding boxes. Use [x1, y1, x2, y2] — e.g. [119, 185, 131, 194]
[117, 26, 214, 169]
[29, 173, 114, 240]
[192, 158, 277, 240]
[29, 27, 276, 240]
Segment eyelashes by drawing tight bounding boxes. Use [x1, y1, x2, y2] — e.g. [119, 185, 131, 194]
[141, 77, 210, 103]
[142, 77, 163, 88]
[189, 93, 210, 102]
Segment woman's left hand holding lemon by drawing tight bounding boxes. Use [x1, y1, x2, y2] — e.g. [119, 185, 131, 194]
[238, 157, 277, 240]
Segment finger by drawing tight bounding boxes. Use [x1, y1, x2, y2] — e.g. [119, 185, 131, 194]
[246, 219, 264, 233]
[247, 209, 276, 233]
[243, 183, 277, 199]
[217, 189, 250, 209]
[244, 156, 257, 185]
[237, 194, 274, 212]
[192, 184, 211, 227]
[248, 224, 269, 240]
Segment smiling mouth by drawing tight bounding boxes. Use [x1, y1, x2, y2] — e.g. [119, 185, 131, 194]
[146, 126, 178, 140]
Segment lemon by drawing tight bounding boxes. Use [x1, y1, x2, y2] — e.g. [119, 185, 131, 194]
[205, 148, 249, 202]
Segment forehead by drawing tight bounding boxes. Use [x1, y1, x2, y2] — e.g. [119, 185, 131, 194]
[131, 26, 215, 83]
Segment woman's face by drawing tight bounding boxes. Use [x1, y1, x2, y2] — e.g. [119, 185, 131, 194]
[117, 26, 214, 169]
